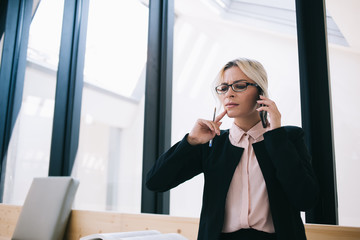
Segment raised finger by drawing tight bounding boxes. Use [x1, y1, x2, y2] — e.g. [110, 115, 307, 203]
[215, 110, 227, 122]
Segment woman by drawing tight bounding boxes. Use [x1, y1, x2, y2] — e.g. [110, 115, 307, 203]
[146, 58, 319, 240]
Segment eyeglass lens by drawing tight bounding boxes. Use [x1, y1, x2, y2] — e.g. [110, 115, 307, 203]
[216, 82, 248, 93]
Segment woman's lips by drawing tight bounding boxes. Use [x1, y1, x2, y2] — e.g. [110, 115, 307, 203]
[225, 103, 239, 108]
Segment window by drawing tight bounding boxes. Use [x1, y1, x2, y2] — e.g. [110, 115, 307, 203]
[71, 0, 148, 212]
[326, 0, 360, 227]
[3, 0, 64, 204]
[171, 0, 302, 217]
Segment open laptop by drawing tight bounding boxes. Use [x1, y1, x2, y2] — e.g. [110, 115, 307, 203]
[11, 177, 79, 240]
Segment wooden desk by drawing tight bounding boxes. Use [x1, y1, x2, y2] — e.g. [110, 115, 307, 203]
[0, 205, 21, 239]
[1, 204, 360, 240]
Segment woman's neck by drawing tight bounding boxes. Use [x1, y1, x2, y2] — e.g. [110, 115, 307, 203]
[234, 114, 261, 132]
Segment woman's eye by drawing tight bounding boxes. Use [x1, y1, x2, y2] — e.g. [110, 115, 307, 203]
[233, 83, 246, 90]
[218, 85, 228, 92]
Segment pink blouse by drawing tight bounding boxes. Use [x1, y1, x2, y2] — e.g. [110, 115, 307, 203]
[222, 121, 275, 233]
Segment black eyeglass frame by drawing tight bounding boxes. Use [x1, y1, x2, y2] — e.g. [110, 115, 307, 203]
[215, 80, 260, 94]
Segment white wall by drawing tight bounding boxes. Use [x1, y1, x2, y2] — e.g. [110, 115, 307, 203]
[170, 8, 360, 228]
[171, 14, 302, 218]
[328, 46, 360, 226]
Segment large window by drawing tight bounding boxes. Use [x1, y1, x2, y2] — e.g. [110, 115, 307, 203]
[325, 0, 360, 227]
[71, 0, 148, 212]
[3, 0, 64, 204]
[171, 0, 302, 217]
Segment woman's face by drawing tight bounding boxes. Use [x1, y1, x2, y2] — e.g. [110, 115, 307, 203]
[218, 66, 260, 120]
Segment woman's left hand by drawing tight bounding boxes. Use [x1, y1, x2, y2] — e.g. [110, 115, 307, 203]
[257, 95, 281, 130]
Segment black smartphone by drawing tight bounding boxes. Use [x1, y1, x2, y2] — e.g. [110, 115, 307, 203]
[259, 106, 268, 128]
[258, 90, 268, 128]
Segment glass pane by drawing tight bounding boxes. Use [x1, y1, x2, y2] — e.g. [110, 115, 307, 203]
[326, 0, 360, 227]
[3, 0, 64, 204]
[171, 0, 302, 217]
[0, 33, 4, 66]
[72, 0, 148, 212]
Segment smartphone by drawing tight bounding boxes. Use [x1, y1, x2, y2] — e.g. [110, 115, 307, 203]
[259, 106, 268, 128]
[258, 91, 268, 128]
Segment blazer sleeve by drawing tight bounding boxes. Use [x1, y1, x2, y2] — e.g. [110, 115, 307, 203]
[146, 134, 204, 192]
[263, 126, 319, 211]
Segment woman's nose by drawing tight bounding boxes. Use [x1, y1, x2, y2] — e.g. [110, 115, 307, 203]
[225, 87, 235, 98]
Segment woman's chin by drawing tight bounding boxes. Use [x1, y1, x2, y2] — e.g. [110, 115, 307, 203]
[226, 111, 249, 119]
[226, 112, 237, 118]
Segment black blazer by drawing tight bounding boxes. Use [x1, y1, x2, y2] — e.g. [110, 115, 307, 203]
[146, 126, 319, 240]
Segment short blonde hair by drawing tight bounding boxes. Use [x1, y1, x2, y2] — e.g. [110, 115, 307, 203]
[213, 58, 269, 98]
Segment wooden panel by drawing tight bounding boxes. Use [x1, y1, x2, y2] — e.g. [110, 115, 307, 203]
[1, 204, 360, 240]
[0, 204, 21, 239]
[305, 224, 360, 240]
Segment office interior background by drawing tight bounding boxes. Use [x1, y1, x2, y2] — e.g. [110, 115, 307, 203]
[0, 0, 359, 228]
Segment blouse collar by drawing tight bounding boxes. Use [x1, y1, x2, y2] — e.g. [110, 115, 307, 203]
[229, 121, 268, 143]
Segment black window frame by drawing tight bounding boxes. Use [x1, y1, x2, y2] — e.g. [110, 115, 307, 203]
[0, 0, 33, 201]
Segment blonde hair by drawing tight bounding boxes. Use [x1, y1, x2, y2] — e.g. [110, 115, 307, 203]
[213, 58, 269, 98]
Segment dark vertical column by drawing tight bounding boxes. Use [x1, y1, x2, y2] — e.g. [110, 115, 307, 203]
[295, 0, 338, 224]
[0, 0, 8, 38]
[48, 0, 89, 176]
[141, 0, 174, 214]
[0, 0, 33, 202]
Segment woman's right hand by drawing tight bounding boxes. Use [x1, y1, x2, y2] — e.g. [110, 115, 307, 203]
[187, 110, 227, 145]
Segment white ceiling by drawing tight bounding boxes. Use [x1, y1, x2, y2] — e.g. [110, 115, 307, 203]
[174, 0, 360, 52]
[326, 0, 360, 52]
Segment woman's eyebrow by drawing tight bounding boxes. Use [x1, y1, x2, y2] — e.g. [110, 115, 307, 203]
[220, 80, 247, 85]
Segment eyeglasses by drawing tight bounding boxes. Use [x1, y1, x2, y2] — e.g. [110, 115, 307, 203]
[215, 80, 260, 94]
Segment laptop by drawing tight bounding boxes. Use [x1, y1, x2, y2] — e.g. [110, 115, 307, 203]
[11, 177, 79, 240]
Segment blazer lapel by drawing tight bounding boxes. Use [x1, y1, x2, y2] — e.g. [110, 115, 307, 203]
[252, 141, 277, 188]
